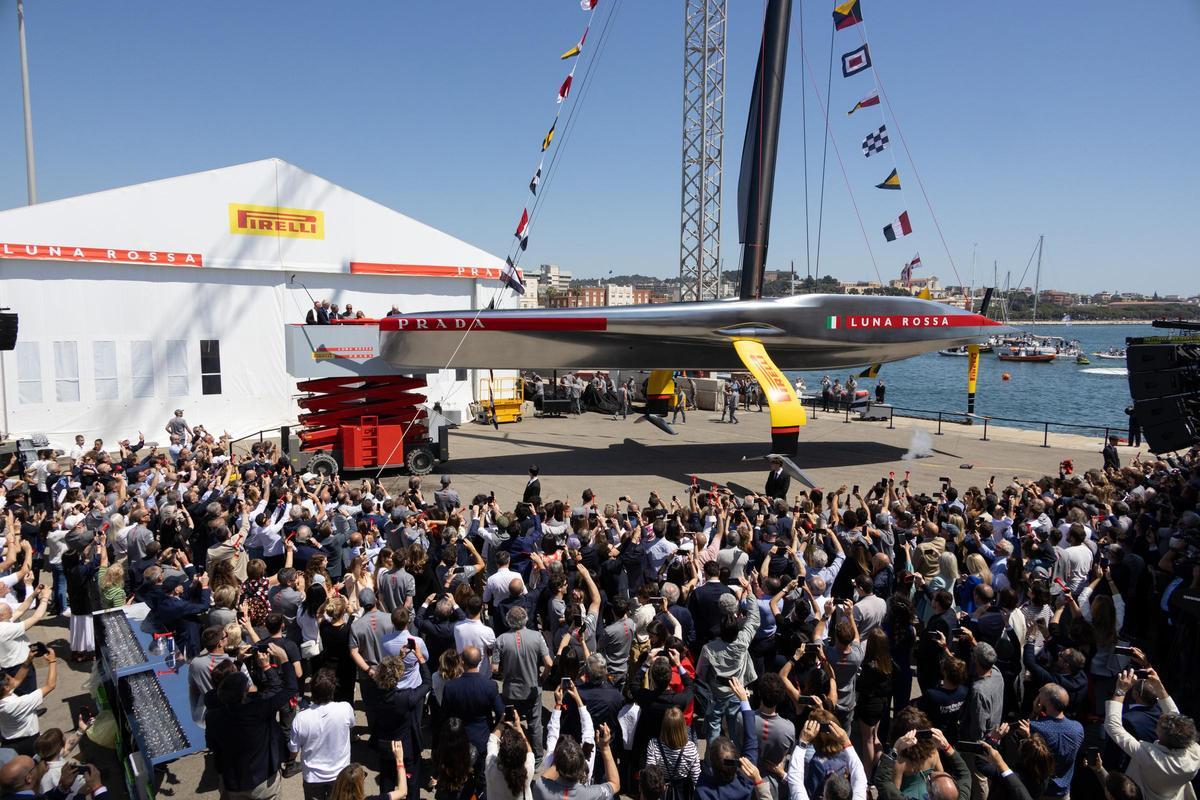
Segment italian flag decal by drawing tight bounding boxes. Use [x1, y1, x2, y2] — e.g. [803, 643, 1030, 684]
[826, 316, 840, 329]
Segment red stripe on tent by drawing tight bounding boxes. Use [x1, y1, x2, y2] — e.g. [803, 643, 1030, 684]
[349, 262, 521, 281]
[379, 316, 608, 332]
[0, 241, 202, 267]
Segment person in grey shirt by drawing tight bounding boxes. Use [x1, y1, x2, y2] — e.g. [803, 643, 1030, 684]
[818, 600, 865, 725]
[125, 508, 155, 565]
[375, 554, 415, 613]
[851, 575, 888, 634]
[597, 597, 634, 686]
[268, 569, 304, 623]
[496, 607, 553, 761]
[348, 589, 395, 678]
[716, 531, 750, 580]
[962, 640, 1004, 740]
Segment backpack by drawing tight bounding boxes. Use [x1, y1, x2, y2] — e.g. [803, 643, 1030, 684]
[804, 750, 851, 800]
[656, 742, 696, 800]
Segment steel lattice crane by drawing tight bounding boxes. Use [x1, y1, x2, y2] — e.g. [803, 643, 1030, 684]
[678, 0, 727, 301]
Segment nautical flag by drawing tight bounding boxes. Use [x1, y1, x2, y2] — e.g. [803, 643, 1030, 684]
[883, 211, 912, 242]
[900, 253, 921, 285]
[529, 161, 542, 195]
[847, 90, 879, 115]
[841, 44, 872, 77]
[557, 74, 573, 103]
[515, 208, 530, 250]
[862, 125, 889, 157]
[502, 257, 525, 295]
[833, 0, 864, 30]
[561, 27, 588, 59]
[581, 0, 597, 9]
[876, 168, 901, 190]
[541, 120, 556, 152]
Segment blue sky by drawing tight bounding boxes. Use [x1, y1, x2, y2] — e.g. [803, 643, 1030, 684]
[1, 1, 1197, 295]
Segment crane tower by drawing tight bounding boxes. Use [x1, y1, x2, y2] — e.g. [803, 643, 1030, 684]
[678, 0, 727, 301]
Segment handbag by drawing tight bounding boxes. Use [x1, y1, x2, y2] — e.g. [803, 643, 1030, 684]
[300, 637, 322, 659]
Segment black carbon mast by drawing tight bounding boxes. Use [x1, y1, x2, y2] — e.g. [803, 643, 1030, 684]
[737, 0, 792, 301]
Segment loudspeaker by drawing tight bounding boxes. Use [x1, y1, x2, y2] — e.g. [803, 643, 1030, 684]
[1128, 366, 1200, 401]
[1127, 343, 1200, 373]
[1134, 393, 1200, 453]
[0, 313, 16, 352]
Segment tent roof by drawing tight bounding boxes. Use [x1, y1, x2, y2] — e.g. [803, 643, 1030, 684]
[0, 158, 503, 276]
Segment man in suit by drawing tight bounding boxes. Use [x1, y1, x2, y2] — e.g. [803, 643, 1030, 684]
[1103, 435, 1121, 471]
[687, 561, 734, 647]
[522, 466, 541, 505]
[765, 457, 790, 499]
[441, 645, 504, 760]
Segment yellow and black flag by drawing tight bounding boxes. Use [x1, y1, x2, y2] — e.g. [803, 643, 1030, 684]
[875, 168, 901, 190]
[833, 0, 863, 30]
[541, 120, 556, 152]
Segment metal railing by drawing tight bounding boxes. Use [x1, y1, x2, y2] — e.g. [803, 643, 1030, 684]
[806, 397, 1124, 448]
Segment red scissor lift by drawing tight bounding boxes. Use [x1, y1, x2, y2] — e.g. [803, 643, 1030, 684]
[295, 374, 444, 475]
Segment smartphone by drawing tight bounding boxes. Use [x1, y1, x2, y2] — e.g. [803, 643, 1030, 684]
[1134, 669, 1151, 679]
[723, 758, 740, 768]
[504, 704, 516, 717]
[30, 642, 48, 658]
[1083, 746, 1100, 760]
[561, 677, 572, 689]
[648, 596, 664, 605]
[916, 730, 935, 741]
[796, 696, 818, 707]
[852, 485, 859, 495]
[406, 639, 417, 652]
[938, 477, 951, 484]
[722, 577, 740, 586]
[956, 741, 988, 756]
[1114, 645, 1136, 657]
[818, 723, 832, 734]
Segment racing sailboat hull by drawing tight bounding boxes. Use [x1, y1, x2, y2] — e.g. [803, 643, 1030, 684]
[377, 293, 1005, 372]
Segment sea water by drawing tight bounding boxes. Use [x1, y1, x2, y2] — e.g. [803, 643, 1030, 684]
[785, 323, 1157, 434]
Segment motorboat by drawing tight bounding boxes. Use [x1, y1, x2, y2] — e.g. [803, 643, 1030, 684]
[1075, 354, 1091, 365]
[1091, 348, 1126, 360]
[997, 349, 1056, 363]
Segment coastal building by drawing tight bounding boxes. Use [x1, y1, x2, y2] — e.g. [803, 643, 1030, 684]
[538, 264, 573, 293]
[1039, 289, 1075, 306]
[0, 158, 513, 446]
[518, 276, 541, 309]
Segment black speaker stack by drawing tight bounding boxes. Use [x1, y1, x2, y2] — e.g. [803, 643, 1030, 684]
[0, 311, 16, 352]
[1127, 327, 1200, 453]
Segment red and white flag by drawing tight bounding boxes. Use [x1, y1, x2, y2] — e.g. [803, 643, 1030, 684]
[557, 74, 573, 103]
[581, 0, 598, 10]
[882, 211, 912, 242]
[515, 209, 529, 239]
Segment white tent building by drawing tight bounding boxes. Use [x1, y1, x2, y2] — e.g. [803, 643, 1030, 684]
[0, 158, 515, 447]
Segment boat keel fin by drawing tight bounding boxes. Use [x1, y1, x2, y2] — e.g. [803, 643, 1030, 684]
[731, 339, 805, 456]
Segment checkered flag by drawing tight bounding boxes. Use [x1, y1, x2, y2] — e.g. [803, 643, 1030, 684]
[862, 125, 889, 157]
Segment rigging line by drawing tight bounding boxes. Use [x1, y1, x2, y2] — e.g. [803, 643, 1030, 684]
[504, 8, 601, 266]
[812, 21, 836, 278]
[852, 19, 963, 289]
[798, 0, 811, 282]
[371, 8, 611, 479]
[800, 42, 881, 282]
[1011, 236, 1041, 300]
[521, 0, 622, 248]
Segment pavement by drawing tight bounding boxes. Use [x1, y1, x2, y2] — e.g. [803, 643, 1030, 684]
[26, 406, 1148, 798]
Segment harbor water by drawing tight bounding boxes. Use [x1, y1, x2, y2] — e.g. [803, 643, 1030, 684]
[786, 323, 1153, 434]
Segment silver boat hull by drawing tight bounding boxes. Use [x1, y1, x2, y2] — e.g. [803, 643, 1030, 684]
[377, 294, 1006, 372]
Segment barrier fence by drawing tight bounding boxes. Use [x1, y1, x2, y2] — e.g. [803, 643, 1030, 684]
[800, 395, 1126, 448]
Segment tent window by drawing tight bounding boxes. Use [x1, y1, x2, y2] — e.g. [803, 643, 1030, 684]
[93, 341, 118, 401]
[200, 339, 222, 395]
[131, 341, 155, 398]
[53, 341, 80, 403]
[15, 342, 41, 405]
[166, 340, 188, 397]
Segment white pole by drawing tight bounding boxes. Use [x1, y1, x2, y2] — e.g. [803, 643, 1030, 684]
[16, 0, 37, 205]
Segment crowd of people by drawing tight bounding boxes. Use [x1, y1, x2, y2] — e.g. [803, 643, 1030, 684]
[0, 409, 1197, 800]
[305, 300, 404, 323]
